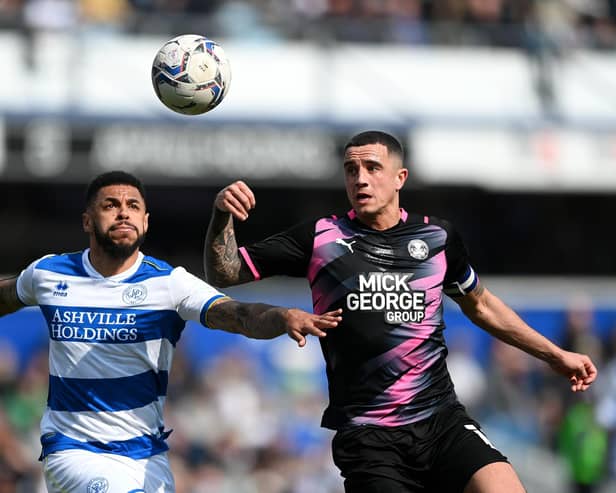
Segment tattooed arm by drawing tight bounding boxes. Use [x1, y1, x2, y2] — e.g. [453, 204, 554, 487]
[206, 299, 342, 347]
[0, 277, 24, 316]
[204, 181, 256, 287]
[204, 207, 253, 287]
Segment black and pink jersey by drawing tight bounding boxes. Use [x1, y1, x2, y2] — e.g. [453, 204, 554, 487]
[239, 209, 478, 429]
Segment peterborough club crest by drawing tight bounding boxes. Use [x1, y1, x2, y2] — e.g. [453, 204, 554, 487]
[407, 239, 429, 260]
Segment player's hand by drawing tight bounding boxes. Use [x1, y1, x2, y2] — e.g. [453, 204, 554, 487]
[549, 350, 598, 392]
[285, 308, 342, 347]
[214, 180, 256, 221]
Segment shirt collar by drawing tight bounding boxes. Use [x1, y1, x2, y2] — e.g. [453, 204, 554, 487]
[81, 248, 144, 281]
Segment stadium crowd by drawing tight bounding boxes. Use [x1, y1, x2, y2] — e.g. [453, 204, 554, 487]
[0, 0, 614, 49]
[0, 295, 615, 492]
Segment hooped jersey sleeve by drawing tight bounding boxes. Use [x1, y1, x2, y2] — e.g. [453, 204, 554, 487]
[239, 219, 317, 280]
[16, 255, 53, 305]
[168, 267, 228, 326]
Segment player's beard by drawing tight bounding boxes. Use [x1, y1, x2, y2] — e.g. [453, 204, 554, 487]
[93, 222, 146, 260]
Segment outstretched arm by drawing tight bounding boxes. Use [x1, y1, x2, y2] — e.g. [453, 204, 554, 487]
[0, 277, 24, 316]
[206, 299, 342, 347]
[454, 282, 597, 392]
[204, 181, 256, 287]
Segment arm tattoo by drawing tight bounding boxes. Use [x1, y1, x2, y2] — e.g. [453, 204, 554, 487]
[206, 300, 287, 339]
[0, 277, 24, 316]
[204, 209, 252, 286]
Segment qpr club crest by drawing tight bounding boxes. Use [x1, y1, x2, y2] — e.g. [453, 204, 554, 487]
[87, 477, 109, 493]
[122, 284, 148, 305]
[407, 239, 429, 260]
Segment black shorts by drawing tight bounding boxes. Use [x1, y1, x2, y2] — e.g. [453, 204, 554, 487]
[331, 403, 508, 493]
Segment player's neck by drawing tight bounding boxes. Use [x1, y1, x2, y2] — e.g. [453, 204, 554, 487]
[356, 206, 401, 231]
[88, 247, 141, 278]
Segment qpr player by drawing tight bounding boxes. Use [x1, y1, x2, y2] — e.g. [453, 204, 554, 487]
[0, 171, 341, 493]
[204, 131, 598, 493]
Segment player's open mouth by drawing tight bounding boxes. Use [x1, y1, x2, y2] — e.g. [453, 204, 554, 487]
[356, 193, 371, 202]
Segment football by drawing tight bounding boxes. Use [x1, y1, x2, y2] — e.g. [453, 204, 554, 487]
[151, 34, 231, 115]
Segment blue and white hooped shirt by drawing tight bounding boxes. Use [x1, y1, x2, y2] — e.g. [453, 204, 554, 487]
[16, 249, 225, 460]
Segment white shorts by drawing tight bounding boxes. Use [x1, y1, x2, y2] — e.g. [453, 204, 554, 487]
[42, 450, 175, 493]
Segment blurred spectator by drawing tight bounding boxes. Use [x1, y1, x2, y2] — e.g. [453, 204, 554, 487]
[292, 0, 329, 19]
[212, 1, 282, 42]
[566, 0, 616, 49]
[596, 330, 616, 480]
[446, 331, 487, 415]
[536, 295, 605, 448]
[0, 407, 39, 492]
[19, 0, 78, 72]
[79, 0, 131, 31]
[386, 0, 428, 44]
[267, 337, 325, 396]
[480, 339, 543, 445]
[460, 0, 527, 46]
[561, 294, 604, 378]
[0, 0, 22, 29]
[22, 0, 77, 31]
[1, 349, 46, 454]
[558, 399, 609, 493]
[424, 0, 532, 46]
[0, 342, 38, 491]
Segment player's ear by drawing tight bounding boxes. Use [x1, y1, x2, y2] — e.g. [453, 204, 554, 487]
[395, 167, 409, 191]
[82, 211, 92, 233]
[143, 212, 149, 234]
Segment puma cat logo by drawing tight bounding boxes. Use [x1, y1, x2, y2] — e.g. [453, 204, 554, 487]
[336, 238, 356, 253]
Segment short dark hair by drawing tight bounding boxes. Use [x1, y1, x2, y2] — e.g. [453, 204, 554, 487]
[85, 171, 146, 207]
[344, 130, 404, 163]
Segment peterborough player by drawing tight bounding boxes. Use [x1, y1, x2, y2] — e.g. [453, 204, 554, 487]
[204, 130, 597, 493]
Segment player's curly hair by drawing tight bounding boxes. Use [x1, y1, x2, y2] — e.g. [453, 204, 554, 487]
[85, 171, 146, 207]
